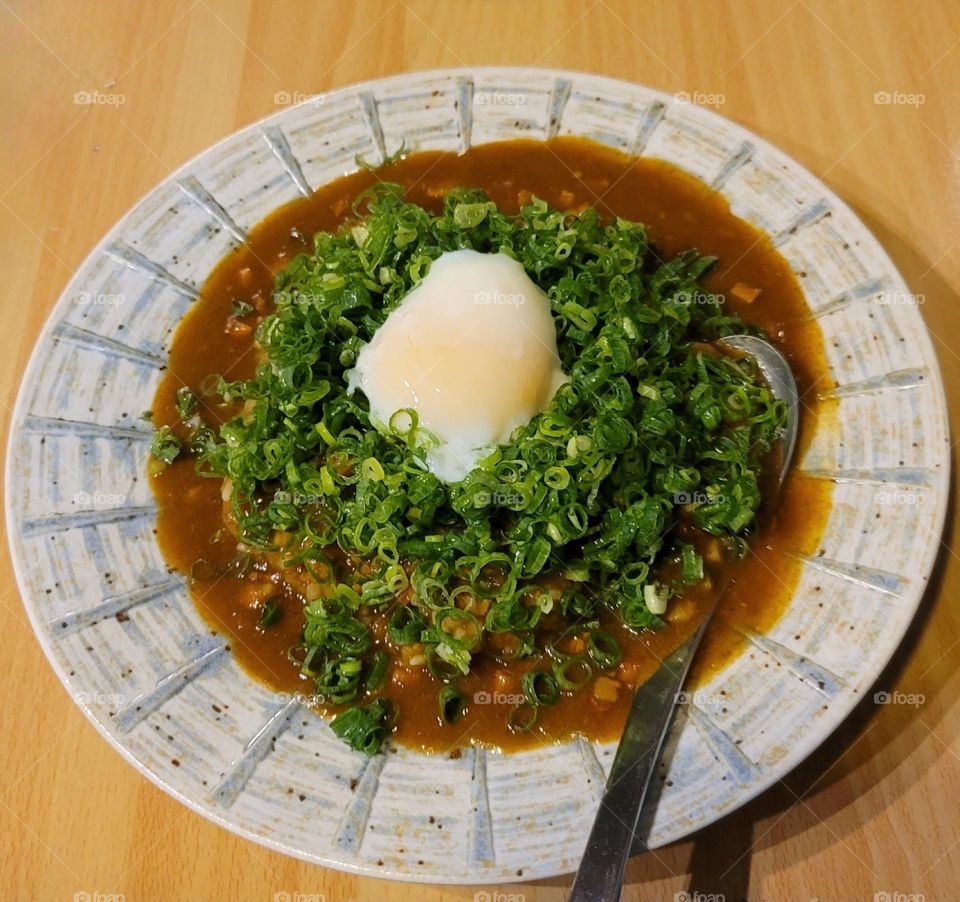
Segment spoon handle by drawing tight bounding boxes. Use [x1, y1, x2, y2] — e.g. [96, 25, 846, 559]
[570, 336, 797, 901]
[568, 614, 714, 902]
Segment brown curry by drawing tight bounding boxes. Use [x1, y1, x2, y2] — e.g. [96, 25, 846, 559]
[150, 137, 832, 753]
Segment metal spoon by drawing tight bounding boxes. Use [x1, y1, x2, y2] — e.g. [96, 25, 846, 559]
[569, 335, 799, 902]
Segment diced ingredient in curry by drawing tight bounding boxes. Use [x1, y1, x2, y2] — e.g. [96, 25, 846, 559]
[730, 281, 762, 303]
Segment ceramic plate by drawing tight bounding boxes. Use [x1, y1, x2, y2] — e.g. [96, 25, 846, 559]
[6, 68, 949, 883]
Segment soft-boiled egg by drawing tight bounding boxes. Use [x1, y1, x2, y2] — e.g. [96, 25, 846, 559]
[347, 249, 568, 482]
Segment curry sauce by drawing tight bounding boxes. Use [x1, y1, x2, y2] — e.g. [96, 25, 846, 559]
[151, 137, 833, 752]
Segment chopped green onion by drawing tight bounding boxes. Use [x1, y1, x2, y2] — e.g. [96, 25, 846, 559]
[438, 685, 465, 723]
[150, 426, 181, 468]
[315, 656, 363, 704]
[330, 699, 389, 754]
[432, 606, 482, 650]
[175, 387, 198, 419]
[521, 670, 560, 706]
[587, 630, 620, 669]
[387, 605, 425, 645]
[179, 184, 787, 754]
[644, 583, 670, 616]
[365, 650, 388, 691]
[553, 654, 593, 690]
[507, 700, 539, 733]
[679, 543, 704, 584]
[257, 599, 282, 629]
[424, 645, 463, 682]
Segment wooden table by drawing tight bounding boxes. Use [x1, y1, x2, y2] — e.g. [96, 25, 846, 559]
[3, 2, 958, 899]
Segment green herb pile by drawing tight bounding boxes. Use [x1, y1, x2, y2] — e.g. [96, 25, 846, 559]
[155, 185, 785, 753]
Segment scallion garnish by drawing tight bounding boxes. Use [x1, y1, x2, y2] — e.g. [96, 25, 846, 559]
[438, 685, 465, 723]
[364, 650, 389, 692]
[257, 599, 282, 629]
[507, 700, 539, 734]
[175, 386, 198, 419]
[149, 426, 181, 470]
[521, 670, 560, 706]
[587, 630, 621, 670]
[156, 185, 786, 753]
[330, 699, 389, 754]
[553, 654, 593, 691]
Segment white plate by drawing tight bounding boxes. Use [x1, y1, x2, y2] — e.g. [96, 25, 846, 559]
[5, 68, 949, 883]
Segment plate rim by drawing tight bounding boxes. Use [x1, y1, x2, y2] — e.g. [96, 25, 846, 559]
[5, 65, 951, 883]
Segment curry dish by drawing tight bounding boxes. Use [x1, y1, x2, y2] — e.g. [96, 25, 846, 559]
[150, 137, 832, 754]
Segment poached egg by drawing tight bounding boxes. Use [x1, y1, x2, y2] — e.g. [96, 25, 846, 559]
[348, 249, 568, 482]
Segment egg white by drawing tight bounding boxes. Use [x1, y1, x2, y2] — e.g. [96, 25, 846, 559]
[347, 249, 568, 482]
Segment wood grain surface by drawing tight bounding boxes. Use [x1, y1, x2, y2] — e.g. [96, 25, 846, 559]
[2, 2, 959, 900]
